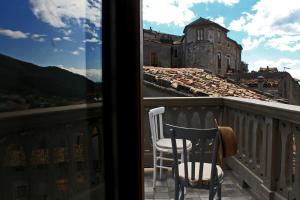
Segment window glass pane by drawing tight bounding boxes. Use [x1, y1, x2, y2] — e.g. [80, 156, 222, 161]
[0, 0, 104, 199]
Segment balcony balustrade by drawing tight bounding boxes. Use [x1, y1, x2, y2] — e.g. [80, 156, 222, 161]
[0, 103, 103, 200]
[0, 97, 298, 199]
[144, 97, 299, 200]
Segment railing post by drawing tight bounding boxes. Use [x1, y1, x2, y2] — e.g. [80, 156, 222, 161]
[294, 126, 300, 199]
[277, 121, 293, 198]
[251, 116, 258, 171]
[265, 118, 280, 192]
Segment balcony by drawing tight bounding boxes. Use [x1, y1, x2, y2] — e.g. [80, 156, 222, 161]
[0, 103, 104, 200]
[143, 97, 299, 200]
[0, 97, 298, 199]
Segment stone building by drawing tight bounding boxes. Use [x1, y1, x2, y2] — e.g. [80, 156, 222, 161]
[239, 67, 300, 105]
[143, 17, 245, 76]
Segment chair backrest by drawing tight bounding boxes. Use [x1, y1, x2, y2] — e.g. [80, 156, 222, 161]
[148, 107, 165, 145]
[166, 123, 219, 186]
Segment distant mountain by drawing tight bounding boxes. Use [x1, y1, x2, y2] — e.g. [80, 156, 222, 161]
[0, 54, 101, 98]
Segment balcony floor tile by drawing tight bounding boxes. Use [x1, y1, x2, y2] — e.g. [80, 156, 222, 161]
[144, 169, 256, 200]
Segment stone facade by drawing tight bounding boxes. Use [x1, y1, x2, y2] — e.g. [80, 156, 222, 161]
[143, 29, 183, 67]
[239, 69, 300, 105]
[278, 74, 300, 105]
[143, 18, 244, 76]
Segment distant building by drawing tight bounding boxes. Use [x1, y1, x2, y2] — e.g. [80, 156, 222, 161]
[258, 66, 278, 73]
[239, 67, 300, 105]
[143, 17, 246, 76]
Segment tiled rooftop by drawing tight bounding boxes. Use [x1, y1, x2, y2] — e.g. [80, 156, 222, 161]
[144, 168, 255, 200]
[144, 66, 271, 101]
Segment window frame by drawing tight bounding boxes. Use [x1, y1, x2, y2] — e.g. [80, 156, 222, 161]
[102, 0, 143, 199]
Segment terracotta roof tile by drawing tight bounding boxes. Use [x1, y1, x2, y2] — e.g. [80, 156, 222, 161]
[144, 66, 271, 101]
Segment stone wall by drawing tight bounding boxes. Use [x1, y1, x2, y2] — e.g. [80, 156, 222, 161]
[279, 75, 300, 105]
[183, 25, 242, 75]
[171, 44, 184, 67]
[143, 40, 172, 67]
[184, 40, 213, 69]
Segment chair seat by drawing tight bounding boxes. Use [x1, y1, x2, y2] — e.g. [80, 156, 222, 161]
[156, 138, 192, 150]
[178, 162, 223, 185]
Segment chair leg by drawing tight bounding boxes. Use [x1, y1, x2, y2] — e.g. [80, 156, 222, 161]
[217, 184, 222, 200]
[159, 152, 163, 179]
[180, 184, 184, 200]
[180, 152, 187, 195]
[181, 152, 184, 163]
[153, 150, 157, 189]
[208, 184, 214, 200]
[174, 182, 180, 200]
[172, 164, 175, 178]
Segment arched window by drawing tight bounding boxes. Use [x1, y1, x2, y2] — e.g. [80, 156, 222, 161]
[217, 52, 221, 68]
[197, 29, 204, 41]
[226, 55, 231, 69]
[217, 31, 221, 43]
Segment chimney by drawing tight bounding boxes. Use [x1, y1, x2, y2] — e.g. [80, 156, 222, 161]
[257, 75, 264, 91]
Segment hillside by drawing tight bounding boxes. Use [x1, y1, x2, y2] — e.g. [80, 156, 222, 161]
[0, 54, 101, 111]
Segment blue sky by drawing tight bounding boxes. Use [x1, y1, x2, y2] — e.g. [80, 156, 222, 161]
[143, 0, 300, 78]
[0, 0, 102, 82]
[1, 0, 300, 80]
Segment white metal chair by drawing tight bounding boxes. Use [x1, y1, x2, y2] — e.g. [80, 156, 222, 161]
[149, 107, 192, 189]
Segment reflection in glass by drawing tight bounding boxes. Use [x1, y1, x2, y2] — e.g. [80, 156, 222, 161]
[0, 0, 104, 199]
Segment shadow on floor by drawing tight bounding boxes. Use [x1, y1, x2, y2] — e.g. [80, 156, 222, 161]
[144, 168, 255, 200]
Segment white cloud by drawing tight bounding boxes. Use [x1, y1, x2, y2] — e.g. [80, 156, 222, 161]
[53, 37, 61, 41]
[71, 50, 80, 55]
[143, 0, 239, 26]
[84, 37, 99, 43]
[30, 0, 101, 28]
[58, 66, 102, 82]
[63, 29, 72, 36]
[228, 15, 247, 31]
[211, 16, 226, 27]
[0, 28, 28, 39]
[229, 0, 300, 51]
[242, 36, 265, 51]
[0, 28, 48, 43]
[31, 34, 47, 42]
[267, 35, 300, 52]
[229, 0, 300, 36]
[85, 25, 99, 38]
[78, 47, 85, 51]
[249, 58, 300, 78]
[63, 36, 72, 41]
